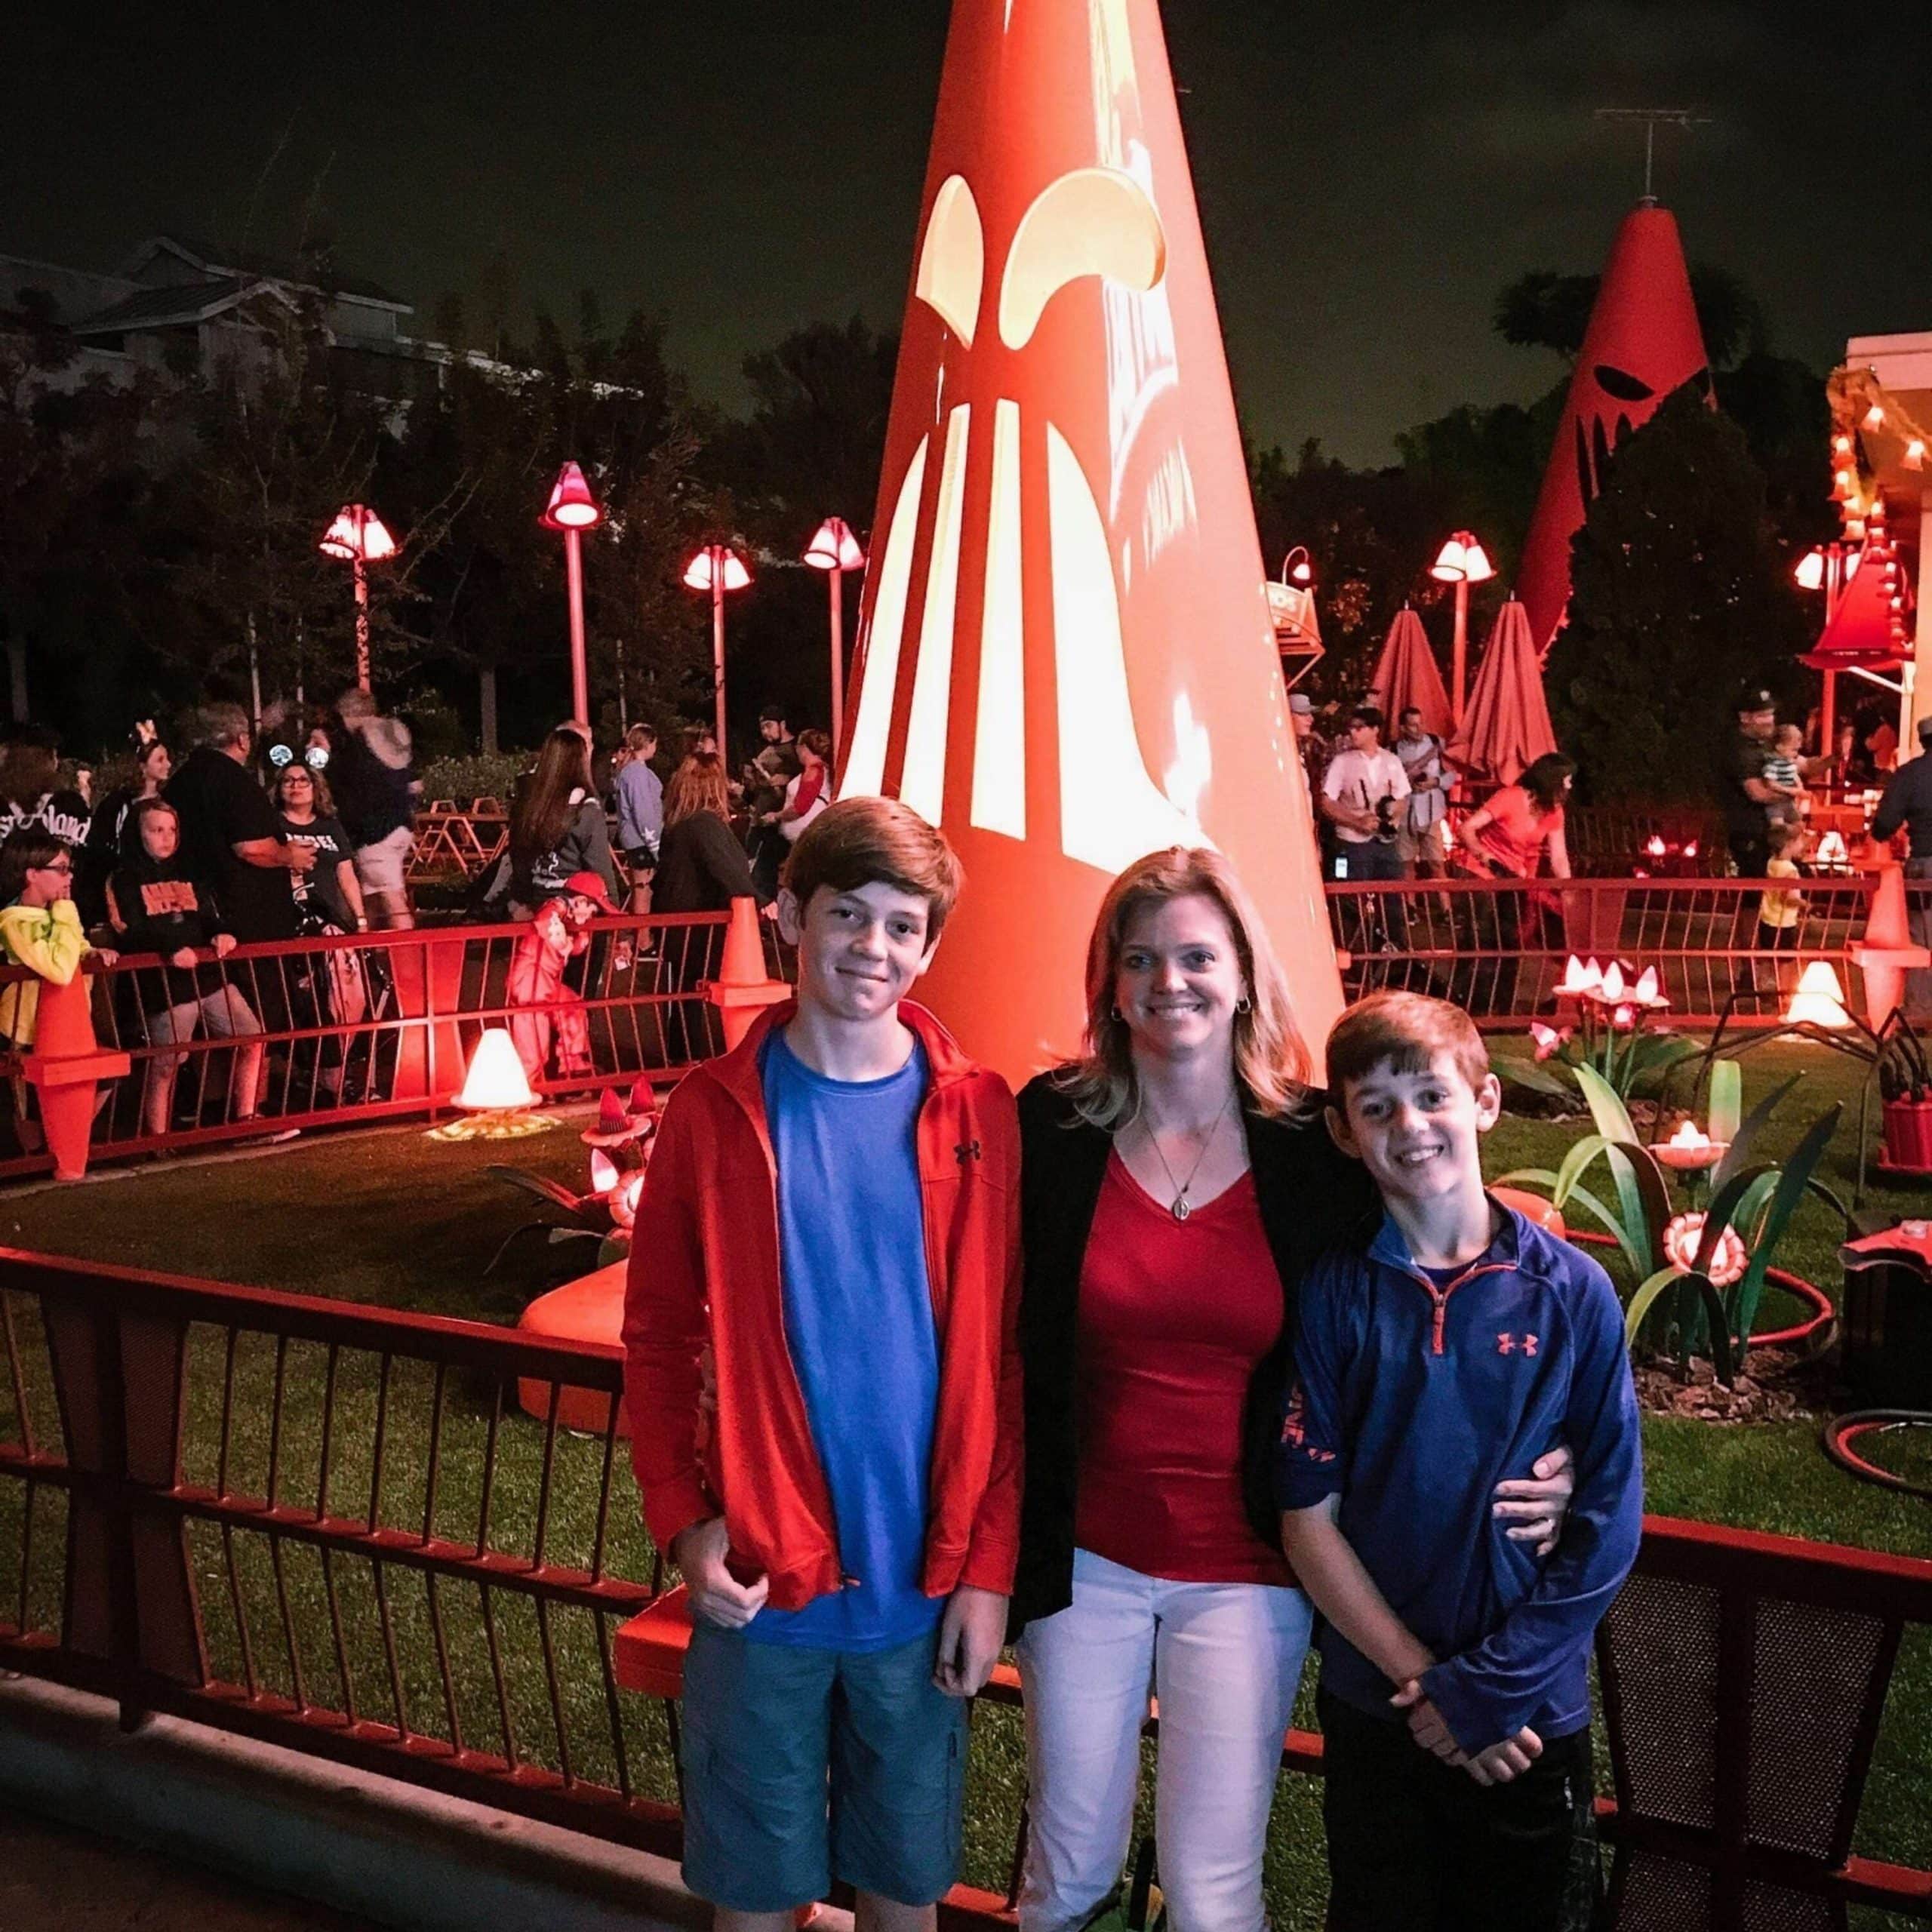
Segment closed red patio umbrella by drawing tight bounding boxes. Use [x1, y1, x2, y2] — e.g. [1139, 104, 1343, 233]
[1449, 596, 1558, 786]
[1367, 604, 1451, 740]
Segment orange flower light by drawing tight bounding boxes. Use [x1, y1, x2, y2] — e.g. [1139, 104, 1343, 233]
[1663, 1211, 1747, 1287]
[1556, 955, 1604, 997]
[429, 1028, 556, 1141]
[1653, 1120, 1728, 1171]
[1784, 961, 1851, 1030]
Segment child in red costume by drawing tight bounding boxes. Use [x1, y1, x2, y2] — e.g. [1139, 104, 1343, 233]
[507, 869, 614, 1084]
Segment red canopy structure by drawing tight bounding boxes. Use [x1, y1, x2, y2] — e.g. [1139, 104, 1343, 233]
[1801, 549, 1900, 676]
[1367, 605, 1451, 741]
[1518, 202, 1710, 657]
[1450, 598, 1558, 786]
[835, 0, 1344, 1084]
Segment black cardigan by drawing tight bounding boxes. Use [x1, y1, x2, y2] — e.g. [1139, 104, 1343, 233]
[1009, 1070, 1380, 1635]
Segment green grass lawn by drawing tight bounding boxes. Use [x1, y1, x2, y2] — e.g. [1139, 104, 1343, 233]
[2, 1041, 1929, 1927]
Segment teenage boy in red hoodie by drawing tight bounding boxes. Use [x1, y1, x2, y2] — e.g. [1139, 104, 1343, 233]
[623, 797, 1021, 1931]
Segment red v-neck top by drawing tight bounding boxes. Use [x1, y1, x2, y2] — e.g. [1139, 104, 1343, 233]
[1073, 1152, 1295, 1586]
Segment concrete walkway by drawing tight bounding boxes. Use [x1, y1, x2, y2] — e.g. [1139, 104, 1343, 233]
[0, 1806, 383, 1930]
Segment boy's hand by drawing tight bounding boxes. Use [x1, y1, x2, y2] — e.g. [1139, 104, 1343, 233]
[1463, 1726, 1543, 1786]
[669, 1516, 768, 1629]
[1390, 1680, 1465, 1765]
[1491, 1442, 1575, 1556]
[933, 1584, 1008, 1697]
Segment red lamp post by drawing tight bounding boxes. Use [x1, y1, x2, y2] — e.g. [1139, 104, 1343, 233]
[803, 517, 866, 759]
[541, 461, 604, 725]
[1429, 529, 1496, 729]
[682, 543, 752, 756]
[318, 504, 398, 694]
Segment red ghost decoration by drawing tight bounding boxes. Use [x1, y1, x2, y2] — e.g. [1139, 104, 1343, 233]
[1518, 201, 1711, 659]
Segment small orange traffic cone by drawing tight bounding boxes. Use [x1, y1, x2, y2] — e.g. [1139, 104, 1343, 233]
[1849, 861, 1930, 1029]
[702, 896, 790, 1051]
[21, 972, 131, 1181]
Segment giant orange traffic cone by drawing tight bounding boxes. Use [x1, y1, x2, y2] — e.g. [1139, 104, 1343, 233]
[835, 0, 1343, 1087]
[21, 971, 129, 1181]
[703, 896, 789, 1051]
[1518, 202, 1710, 658]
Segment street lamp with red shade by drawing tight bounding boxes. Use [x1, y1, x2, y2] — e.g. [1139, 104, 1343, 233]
[682, 543, 752, 757]
[318, 504, 398, 693]
[1429, 529, 1495, 729]
[541, 461, 604, 724]
[803, 517, 866, 760]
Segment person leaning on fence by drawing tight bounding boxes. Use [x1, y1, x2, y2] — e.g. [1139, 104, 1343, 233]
[0, 831, 118, 1155]
[1278, 992, 1641, 1932]
[505, 869, 613, 1085]
[1456, 754, 1574, 1019]
[506, 726, 623, 921]
[105, 798, 266, 1138]
[621, 797, 1022, 1925]
[1869, 715, 1932, 1019]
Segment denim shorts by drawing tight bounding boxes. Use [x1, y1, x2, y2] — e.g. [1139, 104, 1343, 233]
[679, 1620, 968, 1911]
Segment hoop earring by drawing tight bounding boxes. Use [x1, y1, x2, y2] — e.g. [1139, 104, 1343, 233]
[1236, 995, 1252, 1014]
[1111, 1005, 1124, 1023]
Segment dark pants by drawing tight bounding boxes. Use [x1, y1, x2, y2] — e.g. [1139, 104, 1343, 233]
[1318, 1689, 1604, 1932]
[1727, 829, 1769, 878]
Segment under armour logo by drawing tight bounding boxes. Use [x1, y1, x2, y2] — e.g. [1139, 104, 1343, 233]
[955, 1140, 983, 1164]
[1497, 1333, 1540, 1357]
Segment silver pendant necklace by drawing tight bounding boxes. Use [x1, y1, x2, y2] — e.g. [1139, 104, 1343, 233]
[1141, 1091, 1233, 1221]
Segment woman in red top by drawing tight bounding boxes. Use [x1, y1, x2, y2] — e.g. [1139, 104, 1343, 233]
[1009, 849, 1574, 1930]
[1460, 752, 1574, 884]
[1458, 752, 1574, 1016]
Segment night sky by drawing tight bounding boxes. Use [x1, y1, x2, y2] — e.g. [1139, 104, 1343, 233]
[5, 1, 1926, 466]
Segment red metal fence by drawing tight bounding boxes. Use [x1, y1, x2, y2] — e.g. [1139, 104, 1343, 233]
[1328, 875, 1880, 1027]
[0, 912, 784, 1180]
[2, 1247, 1927, 1926]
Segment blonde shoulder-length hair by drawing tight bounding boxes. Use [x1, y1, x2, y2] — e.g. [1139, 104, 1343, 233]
[1055, 847, 1315, 1132]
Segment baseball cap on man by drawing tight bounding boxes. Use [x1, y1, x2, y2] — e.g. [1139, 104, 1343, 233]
[1734, 686, 1777, 715]
[563, 871, 618, 913]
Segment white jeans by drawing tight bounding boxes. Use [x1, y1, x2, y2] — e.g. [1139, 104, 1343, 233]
[1016, 1548, 1313, 1932]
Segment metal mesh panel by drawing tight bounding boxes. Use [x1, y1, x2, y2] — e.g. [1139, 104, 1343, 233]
[1746, 1597, 1887, 1859]
[1740, 1878, 1839, 1932]
[1615, 1850, 1715, 1932]
[1606, 1573, 1721, 1829]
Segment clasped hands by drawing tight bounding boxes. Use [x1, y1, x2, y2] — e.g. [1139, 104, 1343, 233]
[669, 1515, 1006, 1700]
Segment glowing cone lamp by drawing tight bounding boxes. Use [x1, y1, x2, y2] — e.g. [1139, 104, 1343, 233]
[318, 504, 398, 693]
[431, 1027, 556, 1140]
[541, 462, 605, 721]
[1517, 202, 1710, 657]
[682, 545, 752, 755]
[1784, 962, 1852, 1031]
[804, 517, 866, 759]
[834, 0, 1345, 1084]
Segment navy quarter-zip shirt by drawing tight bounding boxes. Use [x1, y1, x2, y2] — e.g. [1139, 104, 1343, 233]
[1276, 1204, 1641, 1754]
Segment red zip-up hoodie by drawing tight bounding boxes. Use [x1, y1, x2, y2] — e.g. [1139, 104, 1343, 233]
[620, 998, 1023, 1613]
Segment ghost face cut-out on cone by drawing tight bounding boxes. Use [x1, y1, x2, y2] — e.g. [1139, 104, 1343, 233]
[836, 0, 1343, 1089]
[1517, 201, 1710, 659]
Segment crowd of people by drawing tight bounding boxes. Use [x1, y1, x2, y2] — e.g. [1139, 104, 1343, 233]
[0, 696, 844, 1115]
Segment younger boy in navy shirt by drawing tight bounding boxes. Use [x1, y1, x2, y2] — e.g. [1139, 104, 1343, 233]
[1278, 992, 1641, 1930]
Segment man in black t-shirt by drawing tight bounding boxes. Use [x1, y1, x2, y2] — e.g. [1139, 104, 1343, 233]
[165, 703, 315, 944]
[1718, 688, 1782, 878]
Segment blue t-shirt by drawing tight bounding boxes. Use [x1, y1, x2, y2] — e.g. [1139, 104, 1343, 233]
[745, 1027, 943, 1651]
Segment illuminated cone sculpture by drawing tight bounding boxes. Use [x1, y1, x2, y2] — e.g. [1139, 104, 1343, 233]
[837, 0, 1343, 1085]
[1518, 202, 1710, 658]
